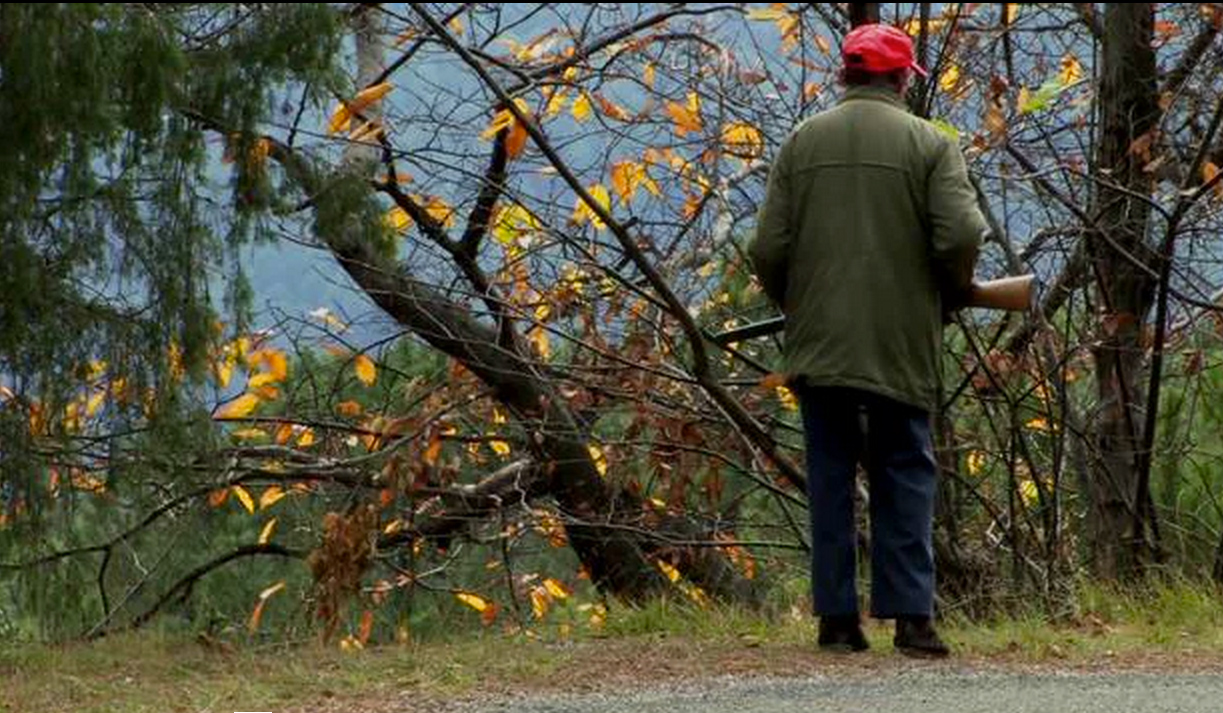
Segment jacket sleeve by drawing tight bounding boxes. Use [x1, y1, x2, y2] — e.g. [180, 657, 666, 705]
[749, 140, 794, 307]
[927, 138, 989, 309]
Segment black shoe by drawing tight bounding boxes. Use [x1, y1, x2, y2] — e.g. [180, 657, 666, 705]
[894, 616, 950, 658]
[818, 614, 870, 653]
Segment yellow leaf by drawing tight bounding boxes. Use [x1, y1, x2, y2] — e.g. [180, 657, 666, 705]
[572, 92, 593, 122]
[746, 8, 787, 21]
[656, 559, 682, 583]
[720, 122, 764, 160]
[543, 578, 570, 600]
[327, 103, 352, 135]
[967, 451, 987, 477]
[1005, 4, 1020, 24]
[248, 349, 288, 382]
[215, 360, 234, 389]
[260, 581, 286, 601]
[349, 119, 384, 145]
[490, 439, 512, 457]
[336, 400, 363, 417]
[1026, 417, 1054, 432]
[1059, 54, 1083, 86]
[493, 204, 541, 245]
[588, 443, 608, 477]
[643, 62, 656, 89]
[260, 486, 285, 511]
[903, 17, 949, 36]
[249, 372, 279, 389]
[572, 184, 611, 230]
[939, 63, 962, 94]
[545, 87, 568, 117]
[448, 16, 465, 35]
[215, 393, 261, 420]
[456, 591, 491, 613]
[814, 35, 831, 55]
[258, 517, 278, 545]
[528, 327, 551, 359]
[775, 385, 798, 412]
[297, 427, 316, 448]
[1019, 479, 1040, 505]
[232, 485, 256, 515]
[231, 427, 269, 441]
[531, 587, 550, 619]
[385, 206, 411, 232]
[354, 354, 378, 386]
[423, 195, 456, 228]
[84, 389, 106, 418]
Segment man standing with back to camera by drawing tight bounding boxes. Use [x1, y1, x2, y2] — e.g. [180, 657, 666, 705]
[749, 23, 989, 657]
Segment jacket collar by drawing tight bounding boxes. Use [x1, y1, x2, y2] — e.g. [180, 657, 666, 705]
[839, 85, 909, 111]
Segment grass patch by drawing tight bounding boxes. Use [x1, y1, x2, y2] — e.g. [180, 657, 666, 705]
[4, 581, 1223, 713]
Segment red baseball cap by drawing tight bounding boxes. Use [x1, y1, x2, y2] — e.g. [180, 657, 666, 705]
[842, 24, 929, 78]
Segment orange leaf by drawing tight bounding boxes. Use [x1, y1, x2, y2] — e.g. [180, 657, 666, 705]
[248, 581, 286, 633]
[350, 82, 394, 115]
[506, 121, 529, 159]
[336, 400, 364, 417]
[423, 433, 443, 466]
[248, 598, 269, 634]
[1203, 161, 1222, 199]
[208, 488, 230, 508]
[232, 485, 256, 515]
[665, 93, 703, 136]
[354, 354, 378, 386]
[759, 373, 788, 390]
[358, 609, 375, 646]
[596, 94, 630, 122]
[275, 422, 295, 445]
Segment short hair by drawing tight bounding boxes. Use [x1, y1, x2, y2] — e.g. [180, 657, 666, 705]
[839, 66, 909, 92]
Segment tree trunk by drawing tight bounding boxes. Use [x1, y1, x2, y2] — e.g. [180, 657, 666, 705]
[1087, 3, 1159, 580]
[1214, 529, 1223, 586]
[849, 3, 880, 27]
[306, 7, 757, 605]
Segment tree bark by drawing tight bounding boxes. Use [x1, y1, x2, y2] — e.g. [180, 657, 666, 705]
[1087, 3, 1159, 579]
[849, 3, 880, 27]
[1214, 528, 1223, 586]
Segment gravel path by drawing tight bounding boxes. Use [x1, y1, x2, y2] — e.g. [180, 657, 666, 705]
[462, 670, 1223, 712]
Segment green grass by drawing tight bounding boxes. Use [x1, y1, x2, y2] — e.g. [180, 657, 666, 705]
[5, 581, 1223, 713]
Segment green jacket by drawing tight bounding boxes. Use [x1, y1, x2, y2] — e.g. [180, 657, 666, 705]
[748, 85, 988, 412]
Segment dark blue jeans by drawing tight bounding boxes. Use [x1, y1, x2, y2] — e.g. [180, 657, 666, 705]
[795, 384, 938, 619]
